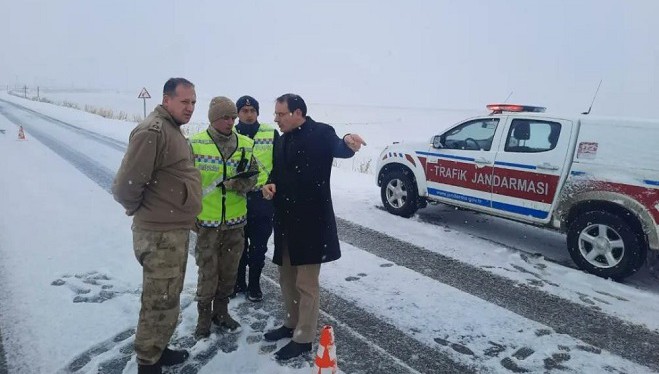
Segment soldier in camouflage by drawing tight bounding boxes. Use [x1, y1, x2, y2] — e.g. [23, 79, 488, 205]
[112, 78, 202, 374]
[189, 96, 258, 339]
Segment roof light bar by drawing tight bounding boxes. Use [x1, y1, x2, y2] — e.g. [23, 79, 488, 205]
[487, 104, 546, 114]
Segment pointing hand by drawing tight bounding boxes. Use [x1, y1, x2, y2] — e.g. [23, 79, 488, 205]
[345, 134, 367, 152]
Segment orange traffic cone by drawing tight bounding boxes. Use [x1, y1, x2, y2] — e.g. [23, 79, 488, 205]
[18, 126, 26, 140]
[313, 325, 338, 374]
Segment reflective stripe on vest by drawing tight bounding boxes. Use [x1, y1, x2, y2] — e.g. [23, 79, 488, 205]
[189, 130, 254, 227]
[253, 123, 275, 188]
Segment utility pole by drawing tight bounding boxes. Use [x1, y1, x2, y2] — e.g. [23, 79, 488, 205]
[37, 86, 40, 100]
[24, 85, 27, 98]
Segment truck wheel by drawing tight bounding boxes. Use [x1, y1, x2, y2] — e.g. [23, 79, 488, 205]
[567, 211, 646, 280]
[380, 169, 419, 218]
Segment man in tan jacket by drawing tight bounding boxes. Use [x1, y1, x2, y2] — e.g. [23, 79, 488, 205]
[112, 77, 202, 374]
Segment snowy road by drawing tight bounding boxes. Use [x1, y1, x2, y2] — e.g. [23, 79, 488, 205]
[1, 95, 658, 373]
[0, 98, 473, 373]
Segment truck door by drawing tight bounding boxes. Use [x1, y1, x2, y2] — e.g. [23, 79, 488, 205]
[491, 118, 573, 223]
[420, 117, 503, 214]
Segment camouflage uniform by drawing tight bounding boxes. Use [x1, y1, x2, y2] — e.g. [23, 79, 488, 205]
[190, 99, 258, 338]
[132, 228, 190, 364]
[113, 103, 202, 366]
[194, 227, 244, 319]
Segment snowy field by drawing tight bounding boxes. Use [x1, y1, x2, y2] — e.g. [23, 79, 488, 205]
[0, 90, 658, 373]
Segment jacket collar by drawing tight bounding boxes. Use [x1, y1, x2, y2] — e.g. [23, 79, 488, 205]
[155, 105, 179, 127]
[207, 125, 235, 140]
[295, 116, 315, 132]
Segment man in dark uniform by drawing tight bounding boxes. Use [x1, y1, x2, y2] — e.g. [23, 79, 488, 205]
[233, 95, 279, 302]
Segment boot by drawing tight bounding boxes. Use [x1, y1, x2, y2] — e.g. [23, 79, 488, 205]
[246, 266, 263, 302]
[263, 325, 294, 342]
[212, 297, 242, 333]
[231, 258, 248, 298]
[137, 363, 162, 374]
[274, 341, 312, 360]
[194, 301, 212, 340]
[158, 347, 189, 366]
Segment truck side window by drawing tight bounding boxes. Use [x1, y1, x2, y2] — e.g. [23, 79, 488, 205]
[442, 119, 499, 151]
[504, 119, 561, 153]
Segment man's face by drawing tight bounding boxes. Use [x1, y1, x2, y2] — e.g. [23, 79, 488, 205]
[212, 115, 236, 136]
[274, 101, 303, 133]
[238, 106, 258, 125]
[163, 84, 196, 125]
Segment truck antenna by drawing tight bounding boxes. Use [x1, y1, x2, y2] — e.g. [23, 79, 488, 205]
[503, 91, 513, 103]
[582, 80, 602, 115]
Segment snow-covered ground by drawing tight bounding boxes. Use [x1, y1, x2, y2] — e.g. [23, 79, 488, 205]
[0, 91, 658, 373]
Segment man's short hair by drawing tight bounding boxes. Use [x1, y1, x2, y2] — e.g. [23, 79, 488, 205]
[163, 78, 194, 97]
[276, 93, 307, 116]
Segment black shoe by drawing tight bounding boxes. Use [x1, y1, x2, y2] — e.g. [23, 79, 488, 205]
[246, 286, 263, 302]
[247, 267, 263, 302]
[158, 347, 189, 366]
[274, 341, 312, 360]
[230, 282, 247, 299]
[137, 363, 162, 374]
[263, 326, 294, 342]
[232, 255, 247, 298]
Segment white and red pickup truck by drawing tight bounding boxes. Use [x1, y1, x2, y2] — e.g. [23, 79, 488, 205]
[375, 104, 659, 280]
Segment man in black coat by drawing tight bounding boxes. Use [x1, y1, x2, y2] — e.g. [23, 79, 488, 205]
[261, 94, 366, 360]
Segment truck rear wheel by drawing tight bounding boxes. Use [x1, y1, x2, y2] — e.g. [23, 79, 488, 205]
[567, 210, 646, 280]
[380, 169, 419, 218]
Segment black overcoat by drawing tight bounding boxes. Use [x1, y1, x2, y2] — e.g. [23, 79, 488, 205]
[270, 117, 354, 266]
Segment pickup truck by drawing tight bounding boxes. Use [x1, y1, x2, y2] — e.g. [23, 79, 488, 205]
[375, 104, 659, 280]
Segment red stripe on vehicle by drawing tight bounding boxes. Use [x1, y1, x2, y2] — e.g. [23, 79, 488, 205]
[567, 181, 659, 222]
[424, 159, 559, 203]
[493, 167, 559, 204]
[405, 154, 416, 167]
[418, 156, 427, 170]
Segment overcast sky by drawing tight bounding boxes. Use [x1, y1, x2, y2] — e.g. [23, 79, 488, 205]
[3, 0, 658, 117]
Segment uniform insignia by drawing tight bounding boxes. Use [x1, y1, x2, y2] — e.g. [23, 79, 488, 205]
[148, 119, 163, 133]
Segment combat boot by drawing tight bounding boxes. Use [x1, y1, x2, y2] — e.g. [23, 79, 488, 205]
[158, 347, 189, 365]
[137, 363, 162, 374]
[212, 297, 242, 333]
[246, 266, 263, 302]
[194, 301, 212, 340]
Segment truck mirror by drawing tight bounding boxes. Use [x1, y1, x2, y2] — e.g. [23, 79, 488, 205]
[432, 135, 444, 149]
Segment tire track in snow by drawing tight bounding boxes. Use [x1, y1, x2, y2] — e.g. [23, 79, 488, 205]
[0, 98, 128, 152]
[336, 217, 659, 372]
[0, 101, 119, 193]
[0, 323, 7, 374]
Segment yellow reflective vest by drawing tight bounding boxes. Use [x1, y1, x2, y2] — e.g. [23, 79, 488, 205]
[189, 130, 254, 227]
[252, 123, 275, 188]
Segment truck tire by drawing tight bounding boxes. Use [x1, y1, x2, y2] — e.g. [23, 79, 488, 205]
[380, 169, 419, 218]
[567, 210, 646, 280]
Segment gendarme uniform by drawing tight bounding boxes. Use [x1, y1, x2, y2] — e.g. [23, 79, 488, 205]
[235, 111, 278, 301]
[190, 96, 258, 339]
[191, 129, 255, 228]
[251, 123, 275, 189]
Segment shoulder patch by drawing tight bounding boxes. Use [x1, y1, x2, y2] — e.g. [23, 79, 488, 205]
[148, 119, 163, 133]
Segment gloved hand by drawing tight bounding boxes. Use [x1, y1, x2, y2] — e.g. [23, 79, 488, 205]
[222, 179, 239, 191]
